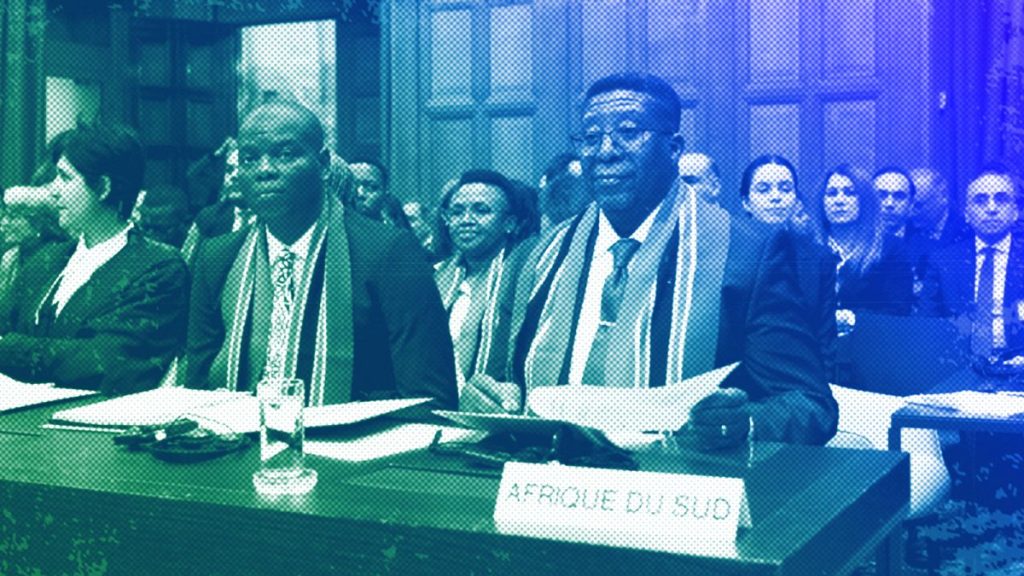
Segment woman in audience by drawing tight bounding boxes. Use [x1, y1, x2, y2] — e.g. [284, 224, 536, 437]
[0, 122, 189, 394]
[739, 154, 838, 382]
[814, 164, 915, 329]
[433, 169, 540, 397]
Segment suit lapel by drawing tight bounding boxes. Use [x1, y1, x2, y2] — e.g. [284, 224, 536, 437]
[52, 236, 137, 333]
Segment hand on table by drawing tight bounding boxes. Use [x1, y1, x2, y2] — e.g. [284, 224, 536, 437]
[688, 388, 752, 452]
[459, 374, 522, 414]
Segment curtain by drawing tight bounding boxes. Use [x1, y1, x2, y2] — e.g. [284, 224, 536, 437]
[982, 0, 1024, 173]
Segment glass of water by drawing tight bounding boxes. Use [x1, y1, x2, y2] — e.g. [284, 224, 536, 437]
[252, 377, 317, 495]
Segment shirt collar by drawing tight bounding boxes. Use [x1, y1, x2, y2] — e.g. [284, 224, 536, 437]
[976, 233, 1012, 254]
[73, 225, 132, 261]
[266, 222, 316, 261]
[597, 205, 658, 250]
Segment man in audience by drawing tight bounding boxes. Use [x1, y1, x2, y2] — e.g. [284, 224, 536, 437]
[910, 168, 957, 244]
[186, 101, 457, 407]
[920, 166, 1023, 359]
[402, 201, 437, 257]
[538, 153, 589, 231]
[349, 159, 388, 218]
[132, 185, 192, 248]
[874, 166, 916, 239]
[677, 152, 722, 204]
[464, 73, 837, 450]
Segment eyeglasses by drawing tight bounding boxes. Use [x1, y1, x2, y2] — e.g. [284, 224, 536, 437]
[752, 180, 795, 194]
[571, 125, 671, 155]
[443, 203, 506, 222]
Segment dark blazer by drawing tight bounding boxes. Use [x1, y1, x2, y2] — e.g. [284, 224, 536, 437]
[186, 211, 458, 408]
[511, 210, 837, 445]
[0, 231, 189, 394]
[919, 235, 1024, 351]
[837, 237, 915, 316]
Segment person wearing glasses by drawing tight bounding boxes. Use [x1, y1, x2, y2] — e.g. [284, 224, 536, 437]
[464, 73, 837, 450]
[186, 100, 457, 408]
[919, 165, 1024, 361]
[0, 123, 189, 394]
[434, 169, 540, 400]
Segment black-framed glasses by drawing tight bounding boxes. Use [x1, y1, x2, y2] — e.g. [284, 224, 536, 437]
[571, 125, 672, 155]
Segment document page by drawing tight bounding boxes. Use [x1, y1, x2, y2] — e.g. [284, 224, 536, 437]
[50, 387, 250, 428]
[905, 390, 1024, 418]
[527, 363, 739, 432]
[0, 373, 97, 412]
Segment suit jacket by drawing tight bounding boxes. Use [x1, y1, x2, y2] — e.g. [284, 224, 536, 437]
[510, 202, 838, 445]
[0, 231, 189, 394]
[186, 210, 458, 408]
[919, 235, 1024, 351]
[837, 237, 915, 316]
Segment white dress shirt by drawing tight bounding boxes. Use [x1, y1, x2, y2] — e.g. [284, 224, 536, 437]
[50, 226, 132, 318]
[568, 208, 657, 386]
[266, 223, 316, 285]
[975, 234, 1012, 349]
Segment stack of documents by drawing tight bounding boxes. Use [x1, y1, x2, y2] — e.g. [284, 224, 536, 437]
[0, 373, 97, 413]
[904, 390, 1024, 418]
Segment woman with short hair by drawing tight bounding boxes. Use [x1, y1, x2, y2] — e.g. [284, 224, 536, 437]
[433, 169, 539, 398]
[0, 122, 189, 394]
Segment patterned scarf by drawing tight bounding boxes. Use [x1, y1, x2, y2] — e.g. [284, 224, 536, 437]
[210, 197, 354, 406]
[518, 180, 731, 391]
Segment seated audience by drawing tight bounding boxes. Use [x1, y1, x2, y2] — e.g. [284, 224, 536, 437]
[814, 164, 915, 326]
[0, 123, 189, 394]
[434, 169, 540, 395]
[466, 72, 837, 449]
[181, 139, 254, 264]
[186, 100, 457, 408]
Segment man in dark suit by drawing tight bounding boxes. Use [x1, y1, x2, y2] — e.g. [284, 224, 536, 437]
[920, 167, 1023, 357]
[0, 123, 189, 395]
[185, 101, 457, 408]
[464, 73, 837, 450]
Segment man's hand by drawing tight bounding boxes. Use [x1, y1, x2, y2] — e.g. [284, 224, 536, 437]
[689, 388, 752, 452]
[459, 374, 522, 413]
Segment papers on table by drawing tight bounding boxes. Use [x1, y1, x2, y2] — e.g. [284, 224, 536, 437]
[49, 387, 433, 433]
[306, 424, 477, 462]
[0, 373, 97, 412]
[904, 390, 1024, 418]
[50, 387, 250, 428]
[527, 363, 739, 432]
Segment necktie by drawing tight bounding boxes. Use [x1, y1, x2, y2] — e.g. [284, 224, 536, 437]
[973, 246, 996, 359]
[582, 238, 641, 385]
[264, 248, 297, 379]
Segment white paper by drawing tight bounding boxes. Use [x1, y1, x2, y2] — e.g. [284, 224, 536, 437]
[905, 390, 1024, 419]
[187, 396, 433, 434]
[0, 373, 97, 412]
[50, 387, 252, 428]
[305, 424, 476, 462]
[527, 363, 739, 432]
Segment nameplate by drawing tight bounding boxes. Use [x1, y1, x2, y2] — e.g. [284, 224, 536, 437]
[494, 462, 750, 544]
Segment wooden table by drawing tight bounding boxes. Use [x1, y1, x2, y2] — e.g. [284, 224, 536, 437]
[0, 400, 908, 576]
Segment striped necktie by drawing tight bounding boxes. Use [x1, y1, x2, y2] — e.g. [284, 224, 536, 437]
[582, 238, 641, 385]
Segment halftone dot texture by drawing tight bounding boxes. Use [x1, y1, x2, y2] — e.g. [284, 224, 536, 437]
[6, 0, 1022, 574]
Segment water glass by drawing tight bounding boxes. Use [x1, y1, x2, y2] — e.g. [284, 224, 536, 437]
[252, 377, 317, 495]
